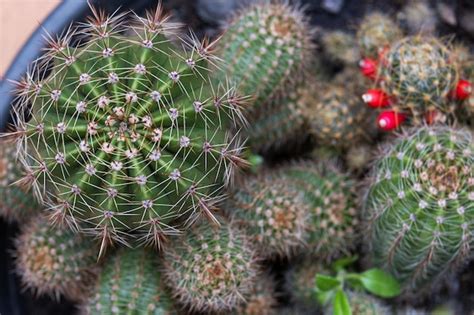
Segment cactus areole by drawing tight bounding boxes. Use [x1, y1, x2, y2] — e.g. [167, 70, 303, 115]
[12, 5, 246, 250]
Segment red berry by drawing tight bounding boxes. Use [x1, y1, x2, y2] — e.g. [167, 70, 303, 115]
[359, 58, 377, 79]
[362, 89, 390, 108]
[454, 80, 472, 100]
[377, 111, 406, 131]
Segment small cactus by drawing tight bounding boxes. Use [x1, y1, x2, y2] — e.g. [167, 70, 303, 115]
[14, 215, 98, 300]
[162, 217, 258, 313]
[325, 292, 390, 315]
[218, 1, 312, 111]
[234, 274, 278, 315]
[13, 5, 245, 250]
[0, 138, 39, 222]
[229, 175, 309, 258]
[356, 12, 402, 59]
[397, 0, 437, 35]
[321, 30, 360, 65]
[84, 248, 175, 314]
[278, 161, 359, 260]
[364, 125, 474, 293]
[286, 261, 328, 307]
[345, 144, 374, 174]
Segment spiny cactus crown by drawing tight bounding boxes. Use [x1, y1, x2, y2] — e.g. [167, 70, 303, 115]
[356, 12, 402, 59]
[219, 1, 312, 110]
[13, 5, 245, 250]
[163, 218, 257, 313]
[14, 216, 98, 300]
[0, 139, 39, 222]
[365, 125, 473, 292]
[85, 248, 173, 315]
[380, 36, 458, 117]
[230, 175, 308, 258]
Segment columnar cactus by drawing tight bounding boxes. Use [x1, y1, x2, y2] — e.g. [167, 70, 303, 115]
[84, 248, 174, 314]
[278, 161, 359, 260]
[13, 5, 245, 250]
[0, 138, 39, 222]
[218, 1, 312, 110]
[14, 215, 98, 300]
[229, 175, 309, 258]
[162, 217, 257, 313]
[364, 126, 474, 292]
[234, 274, 277, 315]
[356, 12, 402, 59]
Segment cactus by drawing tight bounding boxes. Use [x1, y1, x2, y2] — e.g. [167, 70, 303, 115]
[305, 81, 372, 150]
[397, 0, 437, 35]
[364, 125, 474, 293]
[84, 248, 175, 314]
[218, 1, 312, 111]
[321, 30, 360, 65]
[356, 12, 402, 59]
[229, 175, 309, 258]
[162, 217, 257, 313]
[379, 36, 459, 119]
[286, 261, 328, 307]
[0, 138, 39, 222]
[278, 161, 359, 260]
[234, 274, 277, 315]
[324, 292, 389, 315]
[13, 5, 246, 250]
[345, 144, 374, 174]
[14, 215, 98, 300]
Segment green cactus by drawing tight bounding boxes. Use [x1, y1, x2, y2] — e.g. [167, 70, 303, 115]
[84, 248, 175, 314]
[14, 215, 98, 300]
[305, 81, 372, 150]
[356, 12, 402, 59]
[229, 175, 309, 259]
[286, 261, 328, 307]
[0, 138, 39, 222]
[162, 217, 257, 313]
[234, 274, 277, 315]
[321, 30, 360, 65]
[278, 161, 359, 260]
[380, 36, 459, 119]
[325, 292, 389, 315]
[218, 1, 312, 111]
[13, 5, 246, 250]
[364, 125, 474, 293]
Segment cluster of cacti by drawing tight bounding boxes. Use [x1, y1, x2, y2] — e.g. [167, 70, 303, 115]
[14, 215, 98, 300]
[0, 138, 39, 222]
[364, 125, 473, 293]
[12, 4, 246, 251]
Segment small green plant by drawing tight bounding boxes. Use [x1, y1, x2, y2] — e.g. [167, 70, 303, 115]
[314, 256, 400, 315]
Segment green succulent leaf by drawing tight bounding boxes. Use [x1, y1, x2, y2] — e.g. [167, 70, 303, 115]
[359, 268, 401, 298]
[315, 274, 341, 291]
[332, 255, 358, 272]
[333, 289, 352, 315]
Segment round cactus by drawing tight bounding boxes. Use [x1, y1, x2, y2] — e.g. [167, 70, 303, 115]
[14, 215, 98, 300]
[380, 36, 459, 118]
[397, 0, 437, 35]
[278, 161, 359, 260]
[286, 260, 329, 307]
[229, 175, 309, 259]
[325, 292, 389, 315]
[0, 138, 39, 222]
[356, 12, 402, 59]
[162, 217, 258, 313]
[364, 125, 474, 293]
[345, 144, 374, 174]
[234, 274, 278, 315]
[218, 1, 312, 111]
[84, 248, 174, 315]
[305, 82, 372, 150]
[13, 5, 245, 250]
[321, 30, 360, 65]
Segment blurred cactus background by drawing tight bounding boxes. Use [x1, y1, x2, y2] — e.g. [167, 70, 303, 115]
[1, 0, 474, 314]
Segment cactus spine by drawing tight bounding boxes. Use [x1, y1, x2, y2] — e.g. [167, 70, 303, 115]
[14, 215, 98, 300]
[84, 248, 174, 314]
[364, 126, 474, 292]
[13, 5, 245, 250]
[162, 218, 257, 313]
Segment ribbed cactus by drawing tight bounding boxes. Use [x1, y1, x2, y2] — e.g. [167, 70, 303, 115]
[229, 175, 309, 258]
[356, 12, 402, 59]
[0, 138, 39, 222]
[278, 161, 359, 260]
[162, 217, 257, 313]
[305, 82, 372, 150]
[380, 36, 458, 119]
[84, 248, 174, 315]
[234, 274, 277, 315]
[364, 126, 474, 293]
[13, 5, 245, 250]
[218, 1, 312, 110]
[325, 292, 389, 315]
[14, 215, 98, 300]
[321, 31, 359, 65]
